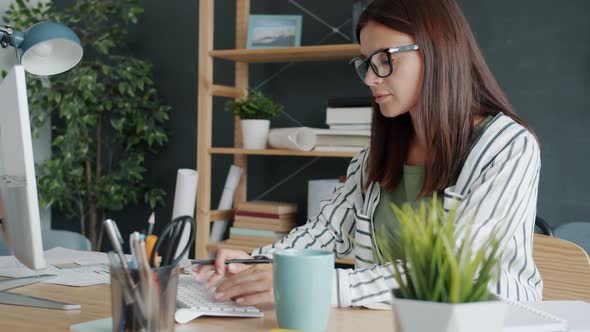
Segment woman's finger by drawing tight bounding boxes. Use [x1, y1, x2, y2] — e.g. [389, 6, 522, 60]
[215, 264, 271, 293]
[206, 262, 254, 289]
[214, 265, 273, 301]
[193, 265, 214, 281]
[227, 263, 249, 274]
[235, 289, 275, 307]
[206, 271, 226, 290]
[213, 249, 252, 276]
[214, 277, 272, 301]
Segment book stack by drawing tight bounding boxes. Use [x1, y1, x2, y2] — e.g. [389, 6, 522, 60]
[326, 97, 372, 131]
[225, 201, 298, 249]
[313, 97, 372, 152]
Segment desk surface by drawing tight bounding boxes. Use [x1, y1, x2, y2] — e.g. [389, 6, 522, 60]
[0, 282, 395, 331]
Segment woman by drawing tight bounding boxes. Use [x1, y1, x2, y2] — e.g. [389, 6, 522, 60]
[195, 0, 542, 307]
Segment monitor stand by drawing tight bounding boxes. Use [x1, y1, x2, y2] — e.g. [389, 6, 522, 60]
[0, 274, 80, 310]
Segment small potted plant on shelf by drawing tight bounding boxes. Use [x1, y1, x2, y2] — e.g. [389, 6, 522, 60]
[375, 196, 505, 332]
[226, 91, 284, 149]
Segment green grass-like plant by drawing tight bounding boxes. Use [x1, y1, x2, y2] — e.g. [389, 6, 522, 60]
[375, 195, 501, 303]
[225, 91, 284, 120]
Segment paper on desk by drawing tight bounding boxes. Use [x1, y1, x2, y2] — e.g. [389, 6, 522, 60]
[0, 247, 112, 287]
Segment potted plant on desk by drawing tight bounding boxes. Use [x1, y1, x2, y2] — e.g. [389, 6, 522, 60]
[375, 197, 505, 332]
[226, 91, 283, 149]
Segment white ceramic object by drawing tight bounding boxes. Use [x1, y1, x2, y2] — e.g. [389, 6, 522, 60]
[240, 119, 270, 149]
[393, 296, 506, 332]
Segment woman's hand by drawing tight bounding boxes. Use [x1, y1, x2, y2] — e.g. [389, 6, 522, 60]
[192, 248, 275, 308]
[213, 263, 274, 307]
[193, 249, 252, 289]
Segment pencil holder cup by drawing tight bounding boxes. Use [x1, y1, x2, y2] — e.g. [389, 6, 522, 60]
[110, 262, 179, 332]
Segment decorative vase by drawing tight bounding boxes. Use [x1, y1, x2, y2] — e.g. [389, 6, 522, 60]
[240, 119, 270, 149]
[393, 293, 506, 332]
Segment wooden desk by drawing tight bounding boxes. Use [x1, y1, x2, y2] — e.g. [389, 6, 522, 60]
[0, 282, 395, 331]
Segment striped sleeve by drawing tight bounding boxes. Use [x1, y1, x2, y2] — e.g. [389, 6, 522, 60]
[333, 264, 399, 307]
[252, 149, 366, 258]
[452, 130, 540, 253]
[447, 127, 542, 302]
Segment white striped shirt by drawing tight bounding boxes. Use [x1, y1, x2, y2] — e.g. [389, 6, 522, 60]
[253, 112, 543, 307]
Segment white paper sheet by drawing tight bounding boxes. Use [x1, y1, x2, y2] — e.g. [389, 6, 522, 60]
[0, 247, 117, 287]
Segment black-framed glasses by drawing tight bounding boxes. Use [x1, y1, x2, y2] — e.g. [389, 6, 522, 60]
[350, 44, 420, 81]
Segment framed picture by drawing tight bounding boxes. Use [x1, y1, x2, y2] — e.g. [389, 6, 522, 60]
[247, 15, 302, 49]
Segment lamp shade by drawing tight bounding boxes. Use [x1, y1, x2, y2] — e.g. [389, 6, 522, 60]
[18, 21, 83, 76]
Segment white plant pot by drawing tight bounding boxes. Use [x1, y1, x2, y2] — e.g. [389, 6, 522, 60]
[241, 119, 270, 149]
[393, 294, 506, 332]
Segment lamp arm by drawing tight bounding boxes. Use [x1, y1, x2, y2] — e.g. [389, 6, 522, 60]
[0, 26, 24, 49]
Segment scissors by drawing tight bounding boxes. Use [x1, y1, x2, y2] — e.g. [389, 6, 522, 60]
[149, 215, 195, 268]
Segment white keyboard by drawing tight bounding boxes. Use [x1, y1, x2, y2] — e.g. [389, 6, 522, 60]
[175, 274, 263, 324]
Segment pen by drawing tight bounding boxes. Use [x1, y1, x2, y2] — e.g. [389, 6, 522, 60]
[190, 258, 273, 265]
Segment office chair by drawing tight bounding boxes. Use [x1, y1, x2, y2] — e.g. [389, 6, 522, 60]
[533, 233, 590, 301]
[0, 229, 91, 256]
[534, 216, 553, 237]
[554, 221, 590, 255]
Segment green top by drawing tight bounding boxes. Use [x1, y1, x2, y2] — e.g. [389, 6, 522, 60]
[372, 115, 494, 242]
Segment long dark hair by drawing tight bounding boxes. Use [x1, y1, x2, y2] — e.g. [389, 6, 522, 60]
[356, 0, 535, 195]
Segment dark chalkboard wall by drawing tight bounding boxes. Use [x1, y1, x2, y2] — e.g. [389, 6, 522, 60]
[53, 0, 589, 246]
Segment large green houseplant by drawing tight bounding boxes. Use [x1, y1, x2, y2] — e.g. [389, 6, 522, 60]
[375, 196, 506, 332]
[3, 0, 170, 250]
[226, 91, 283, 149]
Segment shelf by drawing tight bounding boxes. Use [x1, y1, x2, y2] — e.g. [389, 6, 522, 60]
[210, 44, 360, 63]
[207, 241, 355, 265]
[209, 147, 358, 158]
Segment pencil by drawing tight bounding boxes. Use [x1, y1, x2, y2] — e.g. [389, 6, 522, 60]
[191, 258, 273, 265]
[147, 212, 155, 236]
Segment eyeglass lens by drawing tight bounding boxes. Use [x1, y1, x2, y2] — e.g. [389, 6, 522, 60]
[353, 50, 392, 81]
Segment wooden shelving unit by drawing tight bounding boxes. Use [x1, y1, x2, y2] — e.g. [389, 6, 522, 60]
[196, 0, 361, 263]
[210, 147, 358, 158]
[210, 44, 360, 63]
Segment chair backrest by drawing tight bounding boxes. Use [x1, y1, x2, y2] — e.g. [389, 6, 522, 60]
[42, 230, 91, 251]
[533, 233, 590, 301]
[554, 221, 590, 255]
[0, 230, 91, 256]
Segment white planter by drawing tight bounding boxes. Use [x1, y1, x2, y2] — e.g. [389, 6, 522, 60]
[393, 295, 506, 332]
[241, 119, 270, 149]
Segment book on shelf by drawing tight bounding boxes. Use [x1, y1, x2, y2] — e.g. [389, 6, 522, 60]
[229, 227, 288, 239]
[235, 210, 296, 220]
[234, 214, 296, 225]
[237, 201, 298, 215]
[311, 128, 370, 147]
[325, 106, 372, 125]
[224, 238, 276, 248]
[328, 124, 371, 130]
[233, 220, 296, 233]
[313, 145, 365, 152]
[229, 233, 282, 244]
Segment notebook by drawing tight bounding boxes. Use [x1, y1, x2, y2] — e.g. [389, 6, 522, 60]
[503, 298, 590, 332]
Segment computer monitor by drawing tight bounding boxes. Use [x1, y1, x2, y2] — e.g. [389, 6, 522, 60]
[0, 65, 45, 270]
[0, 65, 77, 310]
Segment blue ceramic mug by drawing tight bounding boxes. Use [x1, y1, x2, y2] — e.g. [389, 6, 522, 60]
[273, 249, 334, 332]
